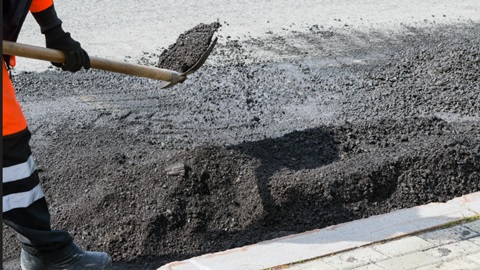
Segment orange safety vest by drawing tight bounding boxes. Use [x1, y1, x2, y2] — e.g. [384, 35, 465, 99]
[2, 0, 54, 136]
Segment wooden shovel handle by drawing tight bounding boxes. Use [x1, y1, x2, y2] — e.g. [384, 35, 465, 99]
[2, 40, 185, 83]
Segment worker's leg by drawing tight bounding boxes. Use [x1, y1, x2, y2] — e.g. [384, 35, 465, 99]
[3, 129, 75, 252]
[2, 63, 73, 252]
[2, 63, 111, 269]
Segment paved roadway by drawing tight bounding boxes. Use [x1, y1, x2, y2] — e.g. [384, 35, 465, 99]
[14, 0, 480, 72]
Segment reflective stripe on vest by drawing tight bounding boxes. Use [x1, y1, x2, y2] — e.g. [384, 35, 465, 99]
[3, 184, 45, 213]
[3, 155, 36, 183]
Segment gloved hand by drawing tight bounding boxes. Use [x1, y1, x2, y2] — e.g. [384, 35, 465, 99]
[44, 25, 90, 72]
[32, 5, 90, 72]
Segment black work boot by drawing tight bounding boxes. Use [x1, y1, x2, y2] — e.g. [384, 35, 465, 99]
[20, 242, 112, 270]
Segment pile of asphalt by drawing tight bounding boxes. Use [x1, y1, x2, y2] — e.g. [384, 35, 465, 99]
[3, 23, 479, 269]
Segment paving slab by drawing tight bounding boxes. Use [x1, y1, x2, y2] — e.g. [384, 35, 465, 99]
[418, 224, 480, 245]
[320, 247, 388, 269]
[464, 221, 480, 233]
[424, 239, 480, 261]
[468, 235, 480, 246]
[466, 251, 480, 264]
[374, 250, 442, 270]
[158, 192, 480, 270]
[280, 260, 338, 270]
[371, 236, 435, 257]
[351, 264, 386, 270]
[415, 257, 480, 270]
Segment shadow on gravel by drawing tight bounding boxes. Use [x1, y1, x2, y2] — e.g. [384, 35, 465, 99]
[228, 127, 340, 222]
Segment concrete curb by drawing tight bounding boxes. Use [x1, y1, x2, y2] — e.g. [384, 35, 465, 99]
[158, 192, 480, 270]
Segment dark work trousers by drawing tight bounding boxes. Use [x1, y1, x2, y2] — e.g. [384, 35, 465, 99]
[3, 128, 72, 254]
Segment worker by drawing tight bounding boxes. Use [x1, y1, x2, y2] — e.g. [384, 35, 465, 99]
[3, 0, 112, 269]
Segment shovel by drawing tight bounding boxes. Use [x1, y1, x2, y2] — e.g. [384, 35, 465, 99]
[2, 38, 217, 89]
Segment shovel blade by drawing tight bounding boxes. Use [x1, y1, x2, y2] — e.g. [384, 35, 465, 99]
[160, 37, 218, 89]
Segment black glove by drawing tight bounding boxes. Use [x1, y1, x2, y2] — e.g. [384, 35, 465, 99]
[44, 26, 90, 72]
[32, 5, 90, 72]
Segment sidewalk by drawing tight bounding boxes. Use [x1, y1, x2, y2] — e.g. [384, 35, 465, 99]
[285, 219, 480, 270]
[158, 192, 480, 270]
